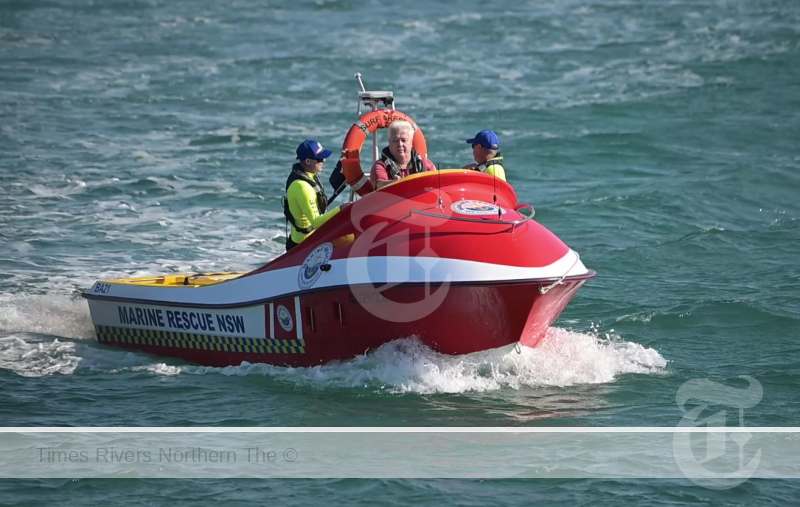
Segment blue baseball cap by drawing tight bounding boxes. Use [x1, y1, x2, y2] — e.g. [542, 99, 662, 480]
[296, 140, 333, 160]
[466, 130, 500, 150]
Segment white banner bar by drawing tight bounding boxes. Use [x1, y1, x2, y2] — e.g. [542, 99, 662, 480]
[0, 431, 796, 483]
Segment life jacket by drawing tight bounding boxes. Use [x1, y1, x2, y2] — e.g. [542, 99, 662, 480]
[472, 153, 505, 174]
[282, 163, 328, 235]
[381, 147, 426, 180]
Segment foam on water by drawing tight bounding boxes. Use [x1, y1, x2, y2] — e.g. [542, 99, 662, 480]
[0, 294, 94, 340]
[0, 293, 96, 377]
[0, 333, 181, 378]
[0, 336, 80, 377]
[0, 291, 183, 378]
[181, 328, 667, 394]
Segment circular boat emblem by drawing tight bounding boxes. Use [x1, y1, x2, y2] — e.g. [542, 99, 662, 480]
[451, 200, 506, 216]
[276, 305, 293, 332]
[297, 242, 334, 290]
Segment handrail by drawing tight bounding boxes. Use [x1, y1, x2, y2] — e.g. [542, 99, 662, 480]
[409, 207, 535, 226]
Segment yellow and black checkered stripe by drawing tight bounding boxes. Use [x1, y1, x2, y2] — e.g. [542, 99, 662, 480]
[95, 325, 306, 354]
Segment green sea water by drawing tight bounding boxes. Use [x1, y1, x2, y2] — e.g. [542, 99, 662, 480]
[1, 0, 799, 503]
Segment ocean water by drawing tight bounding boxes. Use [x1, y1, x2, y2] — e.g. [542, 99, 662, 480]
[1, 0, 799, 503]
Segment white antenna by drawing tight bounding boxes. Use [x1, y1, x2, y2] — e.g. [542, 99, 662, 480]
[355, 72, 366, 92]
[494, 109, 500, 218]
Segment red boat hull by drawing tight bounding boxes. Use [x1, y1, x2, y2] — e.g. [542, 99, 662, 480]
[95, 278, 588, 368]
[87, 170, 595, 368]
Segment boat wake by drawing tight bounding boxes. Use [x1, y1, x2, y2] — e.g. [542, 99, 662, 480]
[182, 327, 667, 393]
[0, 293, 179, 377]
[0, 333, 181, 378]
[0, 293, 95, 340]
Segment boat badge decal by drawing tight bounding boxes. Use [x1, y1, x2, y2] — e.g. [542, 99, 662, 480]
[277, 305, 293, 332]
[450, 200, 506, 216]
[297, 242, 334, 290]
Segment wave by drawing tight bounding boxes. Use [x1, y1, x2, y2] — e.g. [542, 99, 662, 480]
[181, 328, 667, 394]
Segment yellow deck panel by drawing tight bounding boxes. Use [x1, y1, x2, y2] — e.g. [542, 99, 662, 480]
[101, 271, 249, 288]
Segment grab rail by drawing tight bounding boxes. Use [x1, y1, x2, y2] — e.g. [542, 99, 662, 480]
[409, 207, 535, 228]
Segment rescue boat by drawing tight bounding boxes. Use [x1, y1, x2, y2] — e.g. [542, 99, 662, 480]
[81, 76, 595, 368]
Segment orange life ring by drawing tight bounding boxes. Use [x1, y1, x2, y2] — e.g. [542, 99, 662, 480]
[340, 109, 428, 196]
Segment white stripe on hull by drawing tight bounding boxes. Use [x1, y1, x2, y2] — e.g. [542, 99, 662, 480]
[294, 296, 303, 340]
[88, 250, 589, 306]
[269, 302, 275, 339]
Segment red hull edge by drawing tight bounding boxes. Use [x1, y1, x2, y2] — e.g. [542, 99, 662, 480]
[95, 278, 590, 368]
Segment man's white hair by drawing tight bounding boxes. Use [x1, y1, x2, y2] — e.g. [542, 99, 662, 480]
[387, 120, 415, 138]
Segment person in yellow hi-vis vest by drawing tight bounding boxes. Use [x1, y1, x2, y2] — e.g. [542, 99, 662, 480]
[462, 130, 507, 182]
[282, 140, 343, 252]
